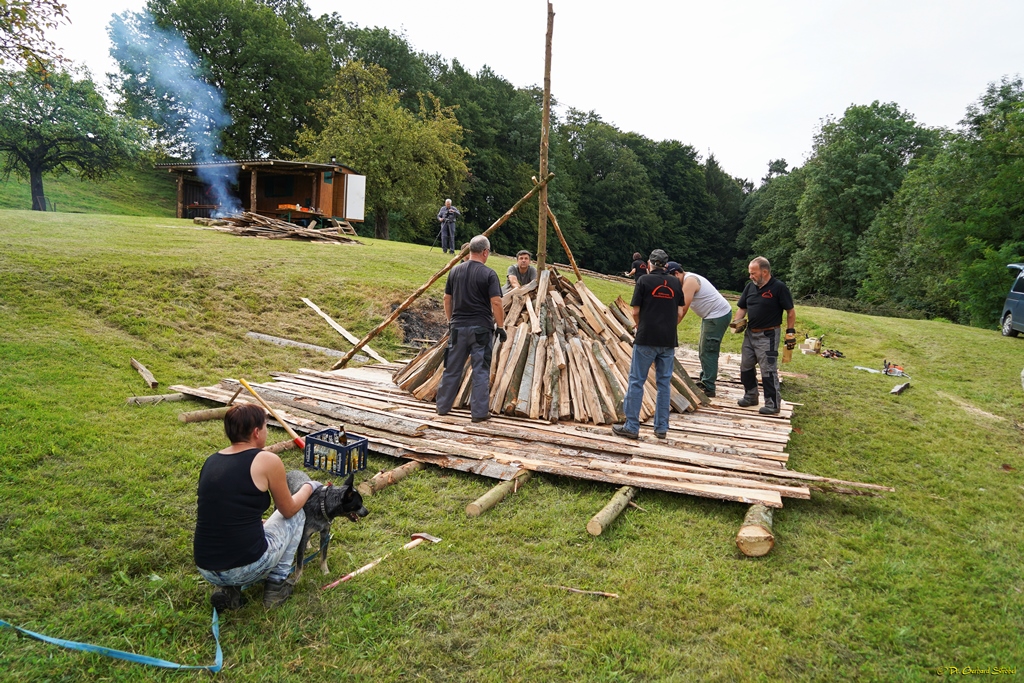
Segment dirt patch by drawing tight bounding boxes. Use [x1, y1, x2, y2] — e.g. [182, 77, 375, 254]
[936, 391, 1005, 421]
[395, 297, 448, 343]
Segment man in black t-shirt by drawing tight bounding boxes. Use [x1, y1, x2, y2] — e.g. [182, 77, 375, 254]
[612, 249, 684, 440]
[731, 256, 796, 415]
[624, 252, 649, 280]
[436, 235, 505, 422]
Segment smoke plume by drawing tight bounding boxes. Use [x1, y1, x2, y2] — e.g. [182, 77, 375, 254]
[108, 11, 241, 215]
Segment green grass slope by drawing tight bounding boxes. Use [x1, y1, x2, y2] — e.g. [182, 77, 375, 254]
[0, 165, 177, 216]
[0, 211, 1021, 681]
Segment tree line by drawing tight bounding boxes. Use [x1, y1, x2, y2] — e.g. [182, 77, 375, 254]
[1, 0, 1021, 327]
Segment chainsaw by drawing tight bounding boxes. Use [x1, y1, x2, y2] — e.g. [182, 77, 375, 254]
[883, 360, 910, 379]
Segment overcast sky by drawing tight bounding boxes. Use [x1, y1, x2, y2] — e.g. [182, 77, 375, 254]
[47, 0, 1024, 184]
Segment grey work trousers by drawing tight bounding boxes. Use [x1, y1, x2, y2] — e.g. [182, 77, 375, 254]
[435, 325, 493, 419]
[739, 327, 781, 409]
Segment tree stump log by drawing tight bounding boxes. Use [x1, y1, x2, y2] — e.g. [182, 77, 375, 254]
[736, 504, 775, 557]
[357, 460, 425, 497]
[466, 471, 531, 518]
[587, 485, 638, 536]
[178, 406, 231, 423]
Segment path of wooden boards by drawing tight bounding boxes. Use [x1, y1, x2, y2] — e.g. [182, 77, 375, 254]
[172, 359, 890, 510]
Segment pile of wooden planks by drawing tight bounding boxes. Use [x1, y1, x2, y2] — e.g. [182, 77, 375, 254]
[171, 365, 893, 510]
[219, 212, 361, 244]
[394, 269, 710, 424]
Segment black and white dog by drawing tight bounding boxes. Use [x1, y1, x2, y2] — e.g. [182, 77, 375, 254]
[286, 470, 369, 582]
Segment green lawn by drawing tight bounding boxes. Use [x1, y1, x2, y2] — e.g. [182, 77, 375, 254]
[0, 211, 1021, 681]
[0, 165, 177, 216]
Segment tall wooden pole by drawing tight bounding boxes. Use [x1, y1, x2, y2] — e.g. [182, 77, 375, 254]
[536, 2, 554, 270]
[331, 173, 554, 370]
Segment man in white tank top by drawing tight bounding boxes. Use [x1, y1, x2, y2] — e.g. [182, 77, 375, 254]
[665, 262, 733, 397]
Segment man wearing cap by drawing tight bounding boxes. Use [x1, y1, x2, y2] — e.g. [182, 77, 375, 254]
[612, 249, 684, 440]
[665, 262, 733, 398]
[436, 235, 506, 422]
[731, 256, 796, 415]
[504, 250, 537, 293]
[437, 199, 462, 254]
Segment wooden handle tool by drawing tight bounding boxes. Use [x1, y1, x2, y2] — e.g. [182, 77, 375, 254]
[238, 378, 305, 449]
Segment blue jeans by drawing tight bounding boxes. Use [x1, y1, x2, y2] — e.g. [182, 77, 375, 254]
[622, 344, 675, 434]
[197, 509, 305, 586]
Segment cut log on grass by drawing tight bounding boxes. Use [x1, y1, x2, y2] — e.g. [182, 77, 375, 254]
[332, 173, 554, 369]
[265, 438, 300, 454]
[246, 331, 345, 358]
[466, 470, 532, 517]
[126, 393, 184, 405]
[587, 485, 638, 536]
[736, 504, 775, 557]
[357, 460, 425, 497]
[131, 358, 158, 388]
[179, 406, 230, 423]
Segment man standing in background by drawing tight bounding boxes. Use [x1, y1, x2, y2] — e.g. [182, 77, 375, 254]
[731, 257, 796, 415]
[437, 199, 462, 254]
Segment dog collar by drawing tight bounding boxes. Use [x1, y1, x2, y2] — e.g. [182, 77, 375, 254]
[319, 484, 332, 519]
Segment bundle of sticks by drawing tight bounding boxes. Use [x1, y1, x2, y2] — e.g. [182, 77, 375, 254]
[393, 268, 709, 424]
[220, 212, 361, 244]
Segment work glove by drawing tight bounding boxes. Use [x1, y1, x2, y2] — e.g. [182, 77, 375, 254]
[729, 319, 747, 334]
[305, 481, 324, 494]
[494, 326, 508, 343]
[785, 328, 797, 350]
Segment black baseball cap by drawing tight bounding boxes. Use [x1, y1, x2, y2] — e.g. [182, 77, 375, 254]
[665, 261, 683, 274]
[649, 249, 669, 265]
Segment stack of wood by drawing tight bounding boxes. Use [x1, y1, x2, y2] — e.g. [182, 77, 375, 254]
[218, 212, 361, 244]
[393, 268, 709, 424]
[171, 367, 893, 511]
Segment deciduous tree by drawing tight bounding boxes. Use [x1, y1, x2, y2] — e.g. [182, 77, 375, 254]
[295, 61, 468, 241]
[0, 67, 145, 210]
[0, 0, 67, 67]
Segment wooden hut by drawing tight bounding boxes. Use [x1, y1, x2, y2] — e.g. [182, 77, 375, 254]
[155, 158, 366, 224]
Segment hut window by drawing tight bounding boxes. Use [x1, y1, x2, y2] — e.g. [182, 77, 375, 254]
[264, 176, 295, 198]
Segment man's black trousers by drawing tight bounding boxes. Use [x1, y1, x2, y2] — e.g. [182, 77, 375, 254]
[435, 325, 493, 419]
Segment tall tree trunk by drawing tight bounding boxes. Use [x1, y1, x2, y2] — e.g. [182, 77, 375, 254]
[29, 166, 46, 211]
[374, 206, 389, 240]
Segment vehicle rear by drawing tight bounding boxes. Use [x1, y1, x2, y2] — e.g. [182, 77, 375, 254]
[1001, 263, 1024, 337]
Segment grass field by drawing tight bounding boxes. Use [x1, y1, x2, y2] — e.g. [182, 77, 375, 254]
[0, 210, 1022, 681]
[0, 165, 177, 216]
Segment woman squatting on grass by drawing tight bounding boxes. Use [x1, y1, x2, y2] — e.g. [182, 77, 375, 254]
[193, 404, 322, 609]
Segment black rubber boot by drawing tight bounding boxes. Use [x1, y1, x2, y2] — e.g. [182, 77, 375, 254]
[737, 369, 759, 407]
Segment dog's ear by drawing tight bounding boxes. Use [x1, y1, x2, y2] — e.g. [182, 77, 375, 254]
[343, 472, 354, 489]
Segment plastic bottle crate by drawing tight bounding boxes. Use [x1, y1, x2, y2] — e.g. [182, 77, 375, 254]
[303, 428, 368, 477]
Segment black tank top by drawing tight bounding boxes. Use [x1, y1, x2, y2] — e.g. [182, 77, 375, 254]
[193, 448, 271, 571]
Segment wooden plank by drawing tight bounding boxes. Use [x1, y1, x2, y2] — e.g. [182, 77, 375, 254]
[302, 298, 388, 363]
[528, 336, 548, 419]
[130, 358, 158, 388]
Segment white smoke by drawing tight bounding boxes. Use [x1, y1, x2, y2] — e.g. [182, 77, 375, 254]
[108, 11, 242, 215]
